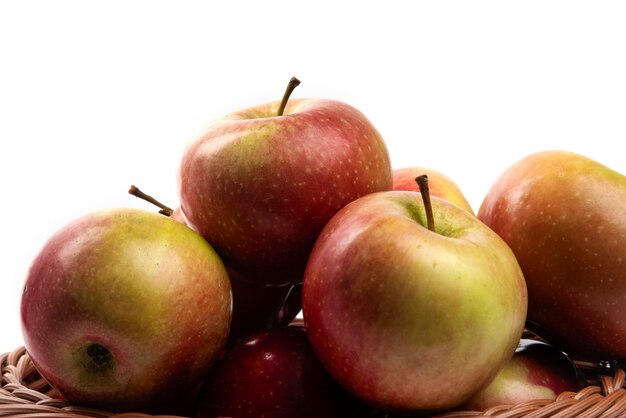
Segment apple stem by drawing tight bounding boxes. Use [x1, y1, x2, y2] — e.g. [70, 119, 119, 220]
[128, 185, 174, 217]
[277, 76, 301, 116]
[415, 175, 435, 232]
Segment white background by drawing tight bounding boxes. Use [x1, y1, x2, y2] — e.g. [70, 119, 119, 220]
[1, 1, 625, 351]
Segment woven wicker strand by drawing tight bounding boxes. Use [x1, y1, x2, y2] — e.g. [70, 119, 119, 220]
[1, 347, 187, 418]
[5, 346, 626, 418]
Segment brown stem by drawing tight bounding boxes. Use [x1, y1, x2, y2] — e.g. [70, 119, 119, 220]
[128, 185, 174, 217]
[277, 76, 301, 116]
[415, 175, 435, 232]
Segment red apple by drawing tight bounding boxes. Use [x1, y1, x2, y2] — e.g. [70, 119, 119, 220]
[178, 78, 393, 285]
[461, 339, 582, 411]
[477, 150, 626, 360]
[393, 166, 474, 214]
[302, 186, 527, 414]
[20, 208, 232, 412]
[196, 324, 369, 418]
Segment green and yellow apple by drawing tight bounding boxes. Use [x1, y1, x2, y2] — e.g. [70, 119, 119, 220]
[393, 166, 474, 214]
[302, 187, 528, 414]
[20, 208, 232, 412]
[128, 185, 302, 343]
[178, 78, 393, 286]
[478, 150, 626, 360]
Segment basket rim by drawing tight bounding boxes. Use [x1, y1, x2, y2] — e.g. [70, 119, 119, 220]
[4, 345, 626, 418]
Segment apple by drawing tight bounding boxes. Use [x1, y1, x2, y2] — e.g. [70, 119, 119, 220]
[128, 185, 302, 343]
[302, 176, 528, 414]
[477, 150, 626, 360]
[20, 208, 232, 412]
[461, 339, 581, 411]
[178, 77, 393, 285]
[196, 323, 369, 418]
[393, 166, 474, 214]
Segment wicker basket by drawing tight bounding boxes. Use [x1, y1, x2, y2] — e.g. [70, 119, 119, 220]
[3, 345, 626, 418]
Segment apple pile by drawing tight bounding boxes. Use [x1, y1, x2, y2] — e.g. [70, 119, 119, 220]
[17, 77, 626, 417]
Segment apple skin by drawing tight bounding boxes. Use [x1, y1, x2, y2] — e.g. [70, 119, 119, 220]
[20, 208, 232, 412]
[461, 340, 581, 411]
[477, 150, 626, 360]
[302, 191, 528, 414]
[196, 324, 369, 418]
[178, 98, 393, 285]
[393, 166, 474, 214]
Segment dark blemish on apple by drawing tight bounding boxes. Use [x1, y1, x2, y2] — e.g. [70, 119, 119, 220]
[86, 343, 113, 369]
